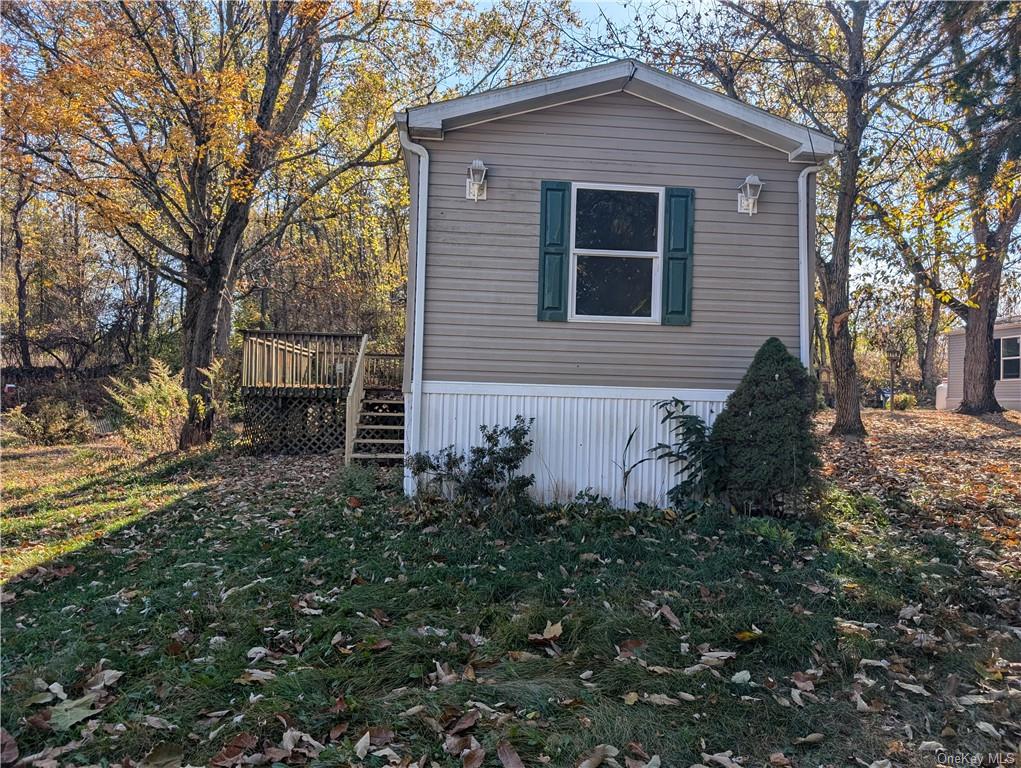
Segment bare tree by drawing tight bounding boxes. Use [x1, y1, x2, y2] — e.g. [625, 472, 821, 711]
[719, 0, 945, 434]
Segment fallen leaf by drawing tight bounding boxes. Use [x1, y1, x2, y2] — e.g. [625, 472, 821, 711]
[0, 729, 18, 766]
[701, 751, 742, 768]
[85, 668, 124, 691]
[976, 721, 1001, 740]
[463, 747, 485, 768]
[731, 670, 751, 684]
[642, 693, 681, 706]
[794, 733, 825, 745]
[658, 604, 681, 630]
[893, 680, 930, 697]
[47, 694, 103, 731]
[579, 744, 620, 768]
[144, 715, 177, 731]
[368, 726, 395, 745]
[508, 650, 543, 662]
[449, 710, 480, 735]
[139, 742, 183, 768]
[497, 741, 525, 768]
[354, 730, 371, 759]
[234, 669, 275, 685]
[210, 733, 257, 767]
[528, 620, 563, 643]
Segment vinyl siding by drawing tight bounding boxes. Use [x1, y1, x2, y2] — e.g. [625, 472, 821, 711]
[418, 91, 807, 389]
[945, 323, 1021, 410]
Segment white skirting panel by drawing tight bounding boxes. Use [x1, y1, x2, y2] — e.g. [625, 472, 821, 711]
[405, 381, 730, 507]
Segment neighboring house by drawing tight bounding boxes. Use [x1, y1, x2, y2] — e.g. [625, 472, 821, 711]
[395, 60, 838, 505]
[942, 318, 1021, 411]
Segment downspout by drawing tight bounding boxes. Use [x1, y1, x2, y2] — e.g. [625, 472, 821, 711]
[798, 165, 821, 368]
[397, 114, 429, 493]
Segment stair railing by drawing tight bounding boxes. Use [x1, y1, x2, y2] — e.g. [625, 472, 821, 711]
[344, 334, 369, 465]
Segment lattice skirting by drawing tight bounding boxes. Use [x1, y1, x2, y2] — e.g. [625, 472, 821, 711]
[239, 394, 346, 455]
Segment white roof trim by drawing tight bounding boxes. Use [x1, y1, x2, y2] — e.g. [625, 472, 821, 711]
[946, 317, 1021, 335]
[401, 60, 839, 163]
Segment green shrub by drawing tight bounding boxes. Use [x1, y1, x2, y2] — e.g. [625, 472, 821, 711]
[651, 398, 725, 509]
[709, 337, 819, 513]
[4, 398, 93, 445]
[892, 392, 916, 410]
[106, 360, 188, 454]
[199, 355, 241, 427]
[407, 415, 536, 518]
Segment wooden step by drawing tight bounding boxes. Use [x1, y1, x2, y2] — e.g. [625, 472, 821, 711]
[356, 423, 404, 430]
[354, 438, 404, 445]
[349, 453, 404, 460]
[362, 398, 404, 405]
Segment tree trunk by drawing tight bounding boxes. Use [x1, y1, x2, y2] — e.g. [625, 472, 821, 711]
[822, 80, 867, 436]
[11, 194, 33, 369]
[825, 300, 865, 434]
[178, 202, 252, 448]
[138, 262, 158, 357]
[214, 260, 240, 357]
[912, 283, 941, 397]
[178, 277, 223, 449]
[920, 300, 941, 396]
[13, 244, 32, 369]
[957, 252, 1003, 413]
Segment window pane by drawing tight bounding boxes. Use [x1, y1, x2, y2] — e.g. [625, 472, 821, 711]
[1004, 358, 1020, 380]
[1002, 337, 1020, 357]
[575, 188, 658, 252]
[575, 255, 653, 317]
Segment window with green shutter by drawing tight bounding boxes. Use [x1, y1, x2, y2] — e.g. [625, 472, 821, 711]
[537, 181, 694, 326]
[662, 187, 694, 326]
[537, 181, 570, 321]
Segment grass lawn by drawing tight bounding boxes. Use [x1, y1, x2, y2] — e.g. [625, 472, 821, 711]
[1, 411, 1019, 767]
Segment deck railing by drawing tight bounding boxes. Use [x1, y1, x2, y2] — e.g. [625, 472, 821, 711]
[364, 353, 404, 390]
[344, 335, 370, 465]
[241, 330, 363, 391]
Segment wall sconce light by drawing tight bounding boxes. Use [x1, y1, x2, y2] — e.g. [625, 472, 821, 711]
[466, 159, 488, 201]
[738, 174, 764, 215]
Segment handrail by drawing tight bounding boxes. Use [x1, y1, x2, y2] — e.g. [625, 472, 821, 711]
[344, 334, 370, 465]
[240, 330, 362, 390]
[364, 353, 404, 389]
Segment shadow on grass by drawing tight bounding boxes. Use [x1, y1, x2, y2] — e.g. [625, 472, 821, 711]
[1, 455, 1017, 766]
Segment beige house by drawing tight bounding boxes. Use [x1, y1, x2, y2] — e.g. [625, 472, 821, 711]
[942, 318, 1021, 411]
[395, 60, 838, 504]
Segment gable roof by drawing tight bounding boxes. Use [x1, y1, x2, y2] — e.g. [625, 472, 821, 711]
[398, 60, 839, 163]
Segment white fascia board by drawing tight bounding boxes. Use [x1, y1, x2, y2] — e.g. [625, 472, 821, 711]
[626, 67, 837, 161]
[406, 59, 636, 136]
[403, 59, 838, 162]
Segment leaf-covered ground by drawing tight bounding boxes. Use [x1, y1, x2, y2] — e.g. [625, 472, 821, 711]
[1, 410, 1019, 768]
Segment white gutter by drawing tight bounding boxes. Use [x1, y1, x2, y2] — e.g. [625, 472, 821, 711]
[798, 165, 821, 368]
[397, 115, 429, 494]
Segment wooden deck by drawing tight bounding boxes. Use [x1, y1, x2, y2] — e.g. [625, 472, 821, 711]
[238, 330, 404, 458]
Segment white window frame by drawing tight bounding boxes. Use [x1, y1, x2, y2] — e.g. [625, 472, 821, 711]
[1000, 336, 1021, 380]
[568, 182, 664, 324]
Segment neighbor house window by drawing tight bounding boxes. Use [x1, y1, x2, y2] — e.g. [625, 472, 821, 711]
[997, 336, 1020, 380]
[569, 184, 663, 323]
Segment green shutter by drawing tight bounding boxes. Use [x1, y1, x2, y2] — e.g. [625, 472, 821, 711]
[537, 180, 570, 321]
[662, 187, 694, 326]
